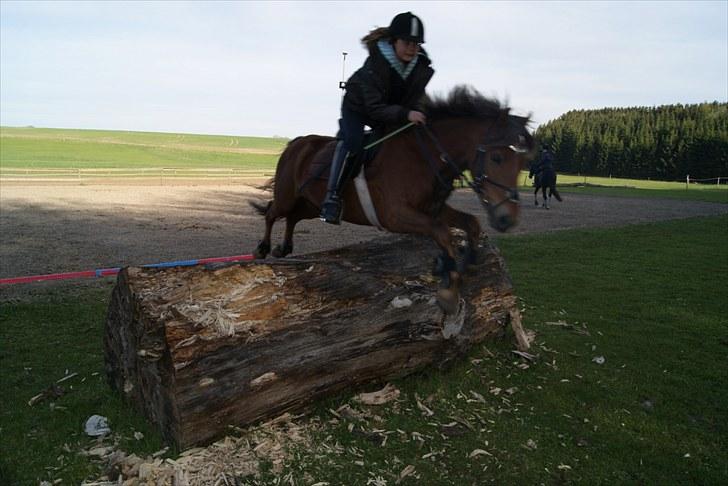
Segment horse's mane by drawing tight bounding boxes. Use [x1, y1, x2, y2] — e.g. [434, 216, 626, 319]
[425, 85, 528, 125]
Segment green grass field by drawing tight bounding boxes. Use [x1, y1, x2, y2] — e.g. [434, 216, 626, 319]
[550, 173, 728, 204]
[3, 126, 726, 203]
[2, 215, 726, 484]
[0, 126, 287, 170]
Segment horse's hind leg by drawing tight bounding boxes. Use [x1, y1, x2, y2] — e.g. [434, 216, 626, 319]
[533, 186, 539, 206]
[253, 201, 276, 259]
[272, 216, 296, 257]
[272, 200, 317, 258]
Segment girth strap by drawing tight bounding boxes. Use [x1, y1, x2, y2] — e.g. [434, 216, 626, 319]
[353, 166, 385, 230]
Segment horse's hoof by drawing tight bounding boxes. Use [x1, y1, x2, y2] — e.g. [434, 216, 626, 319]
[253, 241, 270, 259]
[272, 243, 292, 258]
[432, 256, 445, 277]
[436, 288, 459, 315]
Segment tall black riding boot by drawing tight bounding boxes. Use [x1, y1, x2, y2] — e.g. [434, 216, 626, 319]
[319, 140, 350, 225]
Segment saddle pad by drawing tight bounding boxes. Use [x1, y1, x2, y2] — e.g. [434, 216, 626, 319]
[354, 167, 384, 231]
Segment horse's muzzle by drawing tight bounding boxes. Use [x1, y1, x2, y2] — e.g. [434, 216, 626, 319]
[490, 213, 515, 232]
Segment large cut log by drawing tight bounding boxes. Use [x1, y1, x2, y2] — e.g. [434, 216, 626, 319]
[104, 233, 528, 449]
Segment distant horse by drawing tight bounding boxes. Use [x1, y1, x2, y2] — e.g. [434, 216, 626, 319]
[250, 86, 536, 313]
[529, 164, 562, 209]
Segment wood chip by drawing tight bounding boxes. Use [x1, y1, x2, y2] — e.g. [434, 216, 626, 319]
[512, 350, 537, 361]
[396, 464, 416, 483]
[415, 397, 435, 417]
[355, 383, 400, 405]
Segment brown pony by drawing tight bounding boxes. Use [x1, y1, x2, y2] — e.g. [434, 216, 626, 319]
[251, 86, 536, 313]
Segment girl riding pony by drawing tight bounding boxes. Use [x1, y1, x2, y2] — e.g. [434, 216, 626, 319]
[320, 11, 435, 224]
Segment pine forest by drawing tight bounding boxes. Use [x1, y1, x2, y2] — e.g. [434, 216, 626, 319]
[534, 102, 727, 181]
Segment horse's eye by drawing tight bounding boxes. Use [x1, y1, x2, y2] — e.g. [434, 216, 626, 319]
[491, 153, 503, 165]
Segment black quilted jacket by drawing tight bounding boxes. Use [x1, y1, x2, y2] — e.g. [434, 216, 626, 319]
[342, 31, 434, 128]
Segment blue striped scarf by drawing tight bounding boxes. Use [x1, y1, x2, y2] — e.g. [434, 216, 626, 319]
[377, 40, 419, 80]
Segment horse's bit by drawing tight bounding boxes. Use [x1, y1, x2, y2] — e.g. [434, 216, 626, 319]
[415, 125, 523, 211]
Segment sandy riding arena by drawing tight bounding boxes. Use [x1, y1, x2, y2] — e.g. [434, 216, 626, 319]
[1, 181, 726, 299]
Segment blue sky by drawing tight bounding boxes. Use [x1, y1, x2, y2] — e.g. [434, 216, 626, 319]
[1, 1, 726, 138]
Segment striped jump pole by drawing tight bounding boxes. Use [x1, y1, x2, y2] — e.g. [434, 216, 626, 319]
[0, 254, 255, 286]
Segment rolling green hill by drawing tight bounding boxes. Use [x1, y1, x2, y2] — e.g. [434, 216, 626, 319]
[0, 126, 287, 169]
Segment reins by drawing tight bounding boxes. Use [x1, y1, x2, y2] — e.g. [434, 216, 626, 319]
[299, 123, 416, 193]
[298, 120, 522, 213]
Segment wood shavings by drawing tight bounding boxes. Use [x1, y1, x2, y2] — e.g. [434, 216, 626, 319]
[250, 372, 277, 389]
[355, 383, 400, 405]
[86, 413, 317, 485]
[396, 464, 416, 483]
[469, 390, 487, 404]
[175, 300, 240, 337]
[415, 395, 435, 417]
[28, 384, 65, 407]
[56, 372, 79, 384]
[512, 350, 537, 361]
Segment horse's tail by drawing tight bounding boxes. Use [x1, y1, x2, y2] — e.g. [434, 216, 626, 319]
[254, 177, 275, 192]
[249, 199, 272, 216]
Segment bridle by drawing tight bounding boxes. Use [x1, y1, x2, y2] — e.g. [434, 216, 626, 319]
[414, 124, 526, 211]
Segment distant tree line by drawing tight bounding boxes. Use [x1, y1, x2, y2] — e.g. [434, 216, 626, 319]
[534, 102, 728, 180]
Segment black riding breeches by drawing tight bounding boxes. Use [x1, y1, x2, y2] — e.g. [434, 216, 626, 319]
[337, 106, 366, 155]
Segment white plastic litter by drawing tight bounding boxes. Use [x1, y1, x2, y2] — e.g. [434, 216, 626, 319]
[85, 414, 111, 436]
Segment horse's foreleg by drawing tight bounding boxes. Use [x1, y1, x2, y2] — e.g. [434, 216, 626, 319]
[439, 204, 482, 273]
[533, 186, 539, 206]
[388, 208, 460, 314]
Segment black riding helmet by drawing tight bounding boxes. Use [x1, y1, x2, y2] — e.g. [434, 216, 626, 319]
[389, 11, 425, 44]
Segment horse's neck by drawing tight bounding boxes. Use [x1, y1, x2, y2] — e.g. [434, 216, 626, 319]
[430, 119, 483, 169]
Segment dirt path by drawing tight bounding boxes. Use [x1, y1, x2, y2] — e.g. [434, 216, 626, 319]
[1, 182, 726, 300]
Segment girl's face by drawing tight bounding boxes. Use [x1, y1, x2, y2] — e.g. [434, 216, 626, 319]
[394, 39, 420, 63]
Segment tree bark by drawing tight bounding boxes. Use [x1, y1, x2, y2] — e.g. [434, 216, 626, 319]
[104, 234, 526, 449]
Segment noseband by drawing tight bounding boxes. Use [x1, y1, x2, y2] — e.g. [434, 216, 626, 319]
[415, 125, 522, 211]
[470, 145, 521, 210]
